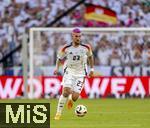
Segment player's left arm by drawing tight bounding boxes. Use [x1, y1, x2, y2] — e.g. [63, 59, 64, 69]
[87, 45, 94, 77]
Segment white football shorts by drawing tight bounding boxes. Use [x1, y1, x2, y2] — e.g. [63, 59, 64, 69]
[61, 71, 85, 93]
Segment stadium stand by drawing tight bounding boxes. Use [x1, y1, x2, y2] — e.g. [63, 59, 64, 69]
[0, 0, 150, 75]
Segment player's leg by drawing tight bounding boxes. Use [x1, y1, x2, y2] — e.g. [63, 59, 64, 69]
[55, 72, 74, 120]
[56, 87, 71, 114]
[55, 87, 71, 120]
[67, 91, 79, 109]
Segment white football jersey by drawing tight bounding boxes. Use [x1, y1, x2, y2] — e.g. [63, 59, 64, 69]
[57, 43, 93, 76]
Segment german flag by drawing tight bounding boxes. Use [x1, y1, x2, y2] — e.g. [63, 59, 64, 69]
[84, 4, 117, 25]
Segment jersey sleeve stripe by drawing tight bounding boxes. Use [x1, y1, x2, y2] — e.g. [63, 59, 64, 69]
[61, 44, 72, 52]
[80, 44, 90, 50]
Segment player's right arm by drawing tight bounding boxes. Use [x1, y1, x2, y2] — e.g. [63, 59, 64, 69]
[54, 45, 66, 75]
[54, 59, 61, 75]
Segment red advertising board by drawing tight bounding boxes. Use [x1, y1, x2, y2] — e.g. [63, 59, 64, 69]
[0, 76, 150, 99]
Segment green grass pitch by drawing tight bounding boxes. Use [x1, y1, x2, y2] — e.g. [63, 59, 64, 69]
[0, 98, 150, 128]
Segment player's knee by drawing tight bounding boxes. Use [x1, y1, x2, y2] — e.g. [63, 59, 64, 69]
[72, 97, 78, 102]
[62, 87, 71, 97]
[72, 94, 79, 102]
[63, 92, 69, 97]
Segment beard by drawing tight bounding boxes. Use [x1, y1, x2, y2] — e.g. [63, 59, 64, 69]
[75, 39, 80, 44]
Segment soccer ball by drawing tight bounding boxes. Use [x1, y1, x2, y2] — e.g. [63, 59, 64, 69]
[75, 105, 87, 117]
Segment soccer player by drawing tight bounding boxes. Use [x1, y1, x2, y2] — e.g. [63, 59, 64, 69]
[54, 28, 94, 120]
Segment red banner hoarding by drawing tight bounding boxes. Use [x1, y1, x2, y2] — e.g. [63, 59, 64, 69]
[0, 76, 150, 99]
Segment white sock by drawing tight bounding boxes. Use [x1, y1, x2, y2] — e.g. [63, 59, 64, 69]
[56, 95, 67, 114]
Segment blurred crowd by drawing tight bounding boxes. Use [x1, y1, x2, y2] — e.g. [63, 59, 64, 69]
[34, 31, 150, 67]
[0, 0, 150, 67]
